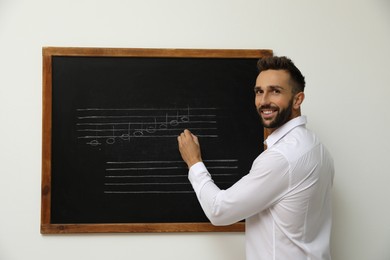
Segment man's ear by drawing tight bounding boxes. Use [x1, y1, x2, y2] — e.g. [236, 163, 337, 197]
[293, 92, 305, 109]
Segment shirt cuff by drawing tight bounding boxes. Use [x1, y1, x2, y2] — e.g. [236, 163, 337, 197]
[188, 162, 213, 196]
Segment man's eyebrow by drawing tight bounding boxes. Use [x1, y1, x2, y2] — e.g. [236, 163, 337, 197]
[268, 85, 285, 90]
[254, 85, 285, 90]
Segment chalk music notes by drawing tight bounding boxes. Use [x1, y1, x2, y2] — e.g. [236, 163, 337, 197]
[76, 106, 218, 146]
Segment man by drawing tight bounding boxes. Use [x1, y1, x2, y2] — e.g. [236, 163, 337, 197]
[177, 56, 334, 260]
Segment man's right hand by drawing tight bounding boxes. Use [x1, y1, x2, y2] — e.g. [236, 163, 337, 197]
[177, 129, 202, 168]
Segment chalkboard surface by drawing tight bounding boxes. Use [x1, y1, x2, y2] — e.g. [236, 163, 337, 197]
[41, 47, 273, 233]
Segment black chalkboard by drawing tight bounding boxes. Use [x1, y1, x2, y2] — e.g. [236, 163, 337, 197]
[41, 47, 273, 233]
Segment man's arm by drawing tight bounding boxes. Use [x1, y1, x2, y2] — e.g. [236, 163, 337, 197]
[177, 129, 290, 226]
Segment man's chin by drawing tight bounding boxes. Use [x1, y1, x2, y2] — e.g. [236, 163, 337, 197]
[261, 120, 275, 128]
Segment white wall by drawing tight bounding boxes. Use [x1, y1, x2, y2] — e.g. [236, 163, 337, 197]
[1, 0, 389, 259]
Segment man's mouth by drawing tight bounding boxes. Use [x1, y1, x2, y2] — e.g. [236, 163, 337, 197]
[260, 107, 278, 120]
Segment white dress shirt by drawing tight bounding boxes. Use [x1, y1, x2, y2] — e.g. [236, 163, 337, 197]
[188, 116, 334, 260]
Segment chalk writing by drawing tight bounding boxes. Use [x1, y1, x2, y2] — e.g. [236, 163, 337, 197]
[76, 106, 218, 146]
[104, 159, 239, 194]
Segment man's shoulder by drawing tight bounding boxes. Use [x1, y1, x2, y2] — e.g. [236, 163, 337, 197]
[271, 126, 320, 161]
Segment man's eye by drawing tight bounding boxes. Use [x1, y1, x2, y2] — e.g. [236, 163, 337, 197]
[254, 88, 263, 94]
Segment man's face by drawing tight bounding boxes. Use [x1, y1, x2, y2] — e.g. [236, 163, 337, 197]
[254, 70, 296, 130]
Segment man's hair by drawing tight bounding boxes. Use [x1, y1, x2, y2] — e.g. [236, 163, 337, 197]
[257, 56, 305, 94]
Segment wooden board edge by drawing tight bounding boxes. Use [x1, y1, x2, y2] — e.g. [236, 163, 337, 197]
[42, 46, 273, 58]
[41, 50, 52, 226]
[41, 222, 245, 234]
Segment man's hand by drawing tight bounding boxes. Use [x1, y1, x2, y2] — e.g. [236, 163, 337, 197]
[177, 129, 202, 168]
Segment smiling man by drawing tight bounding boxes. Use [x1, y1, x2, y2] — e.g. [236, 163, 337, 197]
[178, 56, 335, 260]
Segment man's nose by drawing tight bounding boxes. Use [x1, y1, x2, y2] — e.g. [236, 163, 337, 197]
[259, 92, 270, 105]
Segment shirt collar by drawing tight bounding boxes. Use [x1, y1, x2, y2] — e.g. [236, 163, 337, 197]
[264, 115, 307, 149]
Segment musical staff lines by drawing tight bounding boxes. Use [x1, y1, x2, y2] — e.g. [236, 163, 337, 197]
[104, 159, 240, 194]
[76, 106, 219, 146]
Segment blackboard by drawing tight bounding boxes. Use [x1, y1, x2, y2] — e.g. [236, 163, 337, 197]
[41, 47, 273, 233]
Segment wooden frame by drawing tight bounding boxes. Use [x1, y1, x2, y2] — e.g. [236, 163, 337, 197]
[41, 47, 273, 234]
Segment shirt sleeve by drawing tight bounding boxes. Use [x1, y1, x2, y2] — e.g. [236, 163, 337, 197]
[188, 150, 290, 226]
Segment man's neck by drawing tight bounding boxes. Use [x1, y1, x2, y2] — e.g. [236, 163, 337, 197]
[265, 112, 302, 136]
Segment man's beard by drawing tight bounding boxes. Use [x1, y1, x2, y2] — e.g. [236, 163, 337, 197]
[258, 99, 293, 129]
